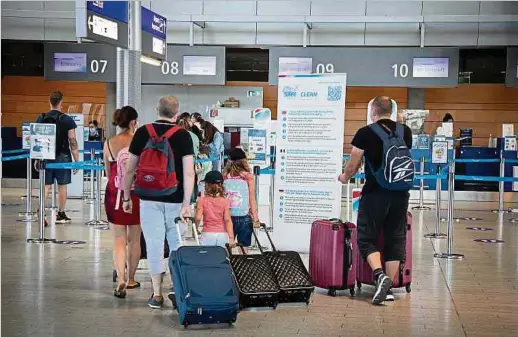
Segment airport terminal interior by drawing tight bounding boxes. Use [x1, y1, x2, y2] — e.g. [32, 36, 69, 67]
[2, 1, 518, 336]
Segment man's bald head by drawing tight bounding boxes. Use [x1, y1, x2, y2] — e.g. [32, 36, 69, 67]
[158, 96, 180, 119]
[371, 96, 393, 122]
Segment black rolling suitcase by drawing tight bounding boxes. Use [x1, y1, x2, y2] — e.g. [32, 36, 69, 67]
[226, 243, 280, 309]
[256, 224, 315, 304]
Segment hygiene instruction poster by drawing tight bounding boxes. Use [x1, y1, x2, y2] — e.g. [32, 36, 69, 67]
[30, 123, 56, 160]
[273, 74, 347, 252]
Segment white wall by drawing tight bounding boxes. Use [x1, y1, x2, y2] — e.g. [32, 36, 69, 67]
[139, 85, 264, 125]
[2, 1, 518, 47]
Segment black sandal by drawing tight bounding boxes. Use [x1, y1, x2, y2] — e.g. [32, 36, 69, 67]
[114, 283, 127, 298]
[126, 281, 141, 289]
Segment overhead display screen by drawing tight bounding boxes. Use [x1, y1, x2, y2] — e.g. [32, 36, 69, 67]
[269, 47, 459, 87]
[412, 57, 449, 78]
[54, 53, 87, 73]
[141, 6, 167, 61]
[183, 56, 217, 76]
[278, 57, 313, 75]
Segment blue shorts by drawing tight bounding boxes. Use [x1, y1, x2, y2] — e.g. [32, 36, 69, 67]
[232, 215, 253, 247]
[45, 153, 72, 186]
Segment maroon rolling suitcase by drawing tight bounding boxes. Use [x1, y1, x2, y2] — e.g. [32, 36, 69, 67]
[309, 219, 357, 297]
[356, 212, 412, 293]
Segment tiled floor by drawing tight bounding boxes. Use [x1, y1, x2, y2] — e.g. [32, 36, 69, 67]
[2, 189, 518, 337]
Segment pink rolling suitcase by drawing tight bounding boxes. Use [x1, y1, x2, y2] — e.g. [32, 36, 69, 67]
[356, 212, 412, 293]
[309, 219, 357, 297]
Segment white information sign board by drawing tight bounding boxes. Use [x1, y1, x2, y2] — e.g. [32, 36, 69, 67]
[273, 74, 347, 252]
[30, 123, 56, 160]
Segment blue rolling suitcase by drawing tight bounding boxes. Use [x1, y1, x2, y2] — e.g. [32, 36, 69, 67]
[169, 218, 239, 328]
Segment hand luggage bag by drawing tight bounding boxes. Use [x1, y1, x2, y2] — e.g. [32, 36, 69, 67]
[309, 219, 357, 297]
[258, 224, 315, 304]
[169, 217, 240, 327]
[356, 212, 412, 293]
[226, 243, 280, 309]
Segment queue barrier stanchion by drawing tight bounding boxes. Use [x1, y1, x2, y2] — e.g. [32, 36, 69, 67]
[424, 165, 447, 239]
[412, 157, 431, 211]
[18, 156, 37, 222]
[434, 158, 464, 260]
[250, 166, 267, 251]
[86, 156, 108, 226]
[86, 148, 96, 204]
[27, 161, 56, 244]
[492, 151, 510, 213]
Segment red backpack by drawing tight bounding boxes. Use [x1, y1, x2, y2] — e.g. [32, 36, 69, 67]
[135, 124, 180, 197]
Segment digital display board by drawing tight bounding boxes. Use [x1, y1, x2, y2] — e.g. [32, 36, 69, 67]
[54, 53, 87, 73]
[412, 57, 449, 78]
[278, 57, 313, 75]
[269, 47, 459, 87]
[183, 56, 217, 76]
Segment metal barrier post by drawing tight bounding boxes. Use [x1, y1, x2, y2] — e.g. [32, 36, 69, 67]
[86, 158, 108, 226]
[18, 157, 37, 221]
[251, 166, 266, 251]
[86, 148, 95, 204]
[49, 181, 58, 210]
[434, 159, 464, 260]
[412, 157, 431, 211]
[27, 161, 55, 244]
[425, 165, 447, 239]
[492, 151, 509, 213]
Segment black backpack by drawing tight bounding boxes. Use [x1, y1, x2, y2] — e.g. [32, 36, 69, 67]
[40, 112, 65, 156]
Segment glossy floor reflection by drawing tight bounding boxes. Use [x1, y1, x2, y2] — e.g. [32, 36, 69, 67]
[2, 189, 517, 337]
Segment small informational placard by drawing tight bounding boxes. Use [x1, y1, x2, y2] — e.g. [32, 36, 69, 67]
[30, 123, 56, 160]
[248, 129, 267, 162]
[278, 57, 313, 76]
[412, 57, 449, 78]
[418, 134, 430, 150]
[431, 141, 448, 164]
[504, 136, 517, 151]
[502, 124, 515, 137]
[22, 122, 31, 150]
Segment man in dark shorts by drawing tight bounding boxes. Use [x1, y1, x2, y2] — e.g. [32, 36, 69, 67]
[36, 91, 79, 224]
[338, 96, 412, 305]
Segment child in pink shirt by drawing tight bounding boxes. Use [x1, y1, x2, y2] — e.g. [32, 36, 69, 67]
[195, 171, 236, 248]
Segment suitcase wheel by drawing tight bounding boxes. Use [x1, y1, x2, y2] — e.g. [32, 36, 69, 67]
[327, 289, 337, 297]
[357, 281, 362, 290]
[405, 283, 411, 293]
[349, 288, 355, 297]
[112, 270, 117, 283]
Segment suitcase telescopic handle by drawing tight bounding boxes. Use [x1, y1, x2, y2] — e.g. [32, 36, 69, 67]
[259, 223, 277, 252]
[174, 217, 200, 246]
[226, 243, 246, 255]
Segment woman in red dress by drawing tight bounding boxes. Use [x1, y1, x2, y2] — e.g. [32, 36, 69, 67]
[103, 106, 141, 298]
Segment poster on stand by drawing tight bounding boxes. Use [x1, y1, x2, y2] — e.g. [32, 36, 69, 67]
[248, 129, 267, 164]
[22, 122, 31, 150]
[30, 123, 56, 160]
[273, 73, 347, 252]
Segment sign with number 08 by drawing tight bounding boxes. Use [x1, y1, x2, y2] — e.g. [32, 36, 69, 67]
[161, 61, 179, 75]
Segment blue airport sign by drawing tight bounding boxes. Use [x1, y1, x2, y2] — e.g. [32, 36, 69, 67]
[86, 1, 128, 23]
[83, 1, 129, 48]
[141, 6, 167, 61]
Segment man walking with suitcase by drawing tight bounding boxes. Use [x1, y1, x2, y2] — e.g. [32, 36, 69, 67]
[338, 96, 414, 305]
[122, 96, 195, 309]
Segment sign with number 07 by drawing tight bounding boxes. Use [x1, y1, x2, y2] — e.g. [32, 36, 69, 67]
[90, 60, 108, 73]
